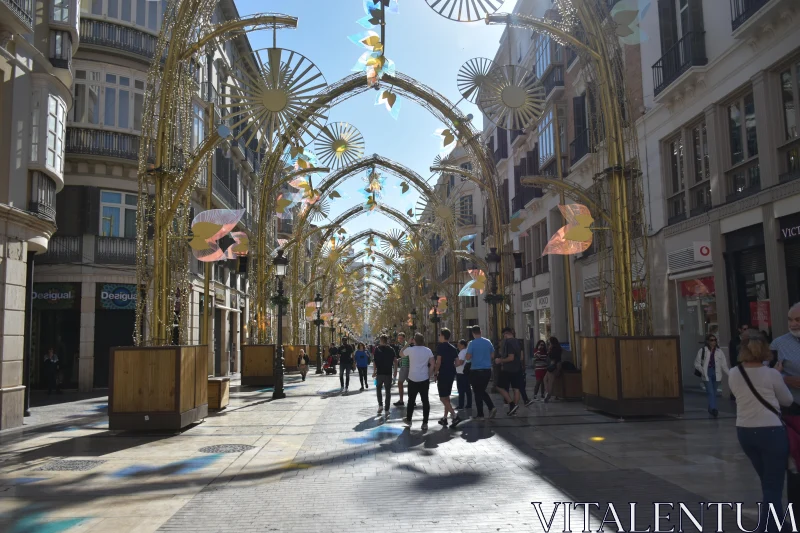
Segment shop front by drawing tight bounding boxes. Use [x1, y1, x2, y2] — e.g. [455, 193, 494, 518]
[724, 224, 771, 338]
[94, 283, 137, 387]
[675, 275, 717, 389]
[522, 294, 535, 357]
[32, 283, 81, 389]
[536, 294, 551, 342]
[780, 213, 800, 307]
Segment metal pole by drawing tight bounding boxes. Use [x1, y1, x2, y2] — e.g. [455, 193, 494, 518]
[315, 309, 323, 374]
[273, 276, 286, 399]
[22, 251, 35, 416]
[553, 106, 577, 356]
[202, 103, 213, 368]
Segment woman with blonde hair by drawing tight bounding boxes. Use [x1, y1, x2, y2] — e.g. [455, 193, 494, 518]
[694, 333, 729, 417]
[729, 332, 793, 532]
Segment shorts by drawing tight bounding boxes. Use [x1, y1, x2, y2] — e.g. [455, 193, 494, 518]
[437, 374, 455, 397]
[534, 368, 547, 381]
[398, 366, 409, 383]
[497, 370, 524, 391]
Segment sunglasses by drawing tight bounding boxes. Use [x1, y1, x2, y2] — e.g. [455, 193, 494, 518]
[709, 339, 717, 342]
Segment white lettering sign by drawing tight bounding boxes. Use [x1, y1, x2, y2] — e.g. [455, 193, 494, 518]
[782, 225, 800, 240]
[522, 299, 535, 312]
[537, 296, 550, 309]
[693, 241, 712, 262]
[32, 290, 73, 301]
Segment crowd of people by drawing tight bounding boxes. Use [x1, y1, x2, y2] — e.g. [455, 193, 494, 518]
[310, 325, 568, 430]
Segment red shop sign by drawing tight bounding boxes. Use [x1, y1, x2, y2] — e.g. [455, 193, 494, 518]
[680, 277, 715, 297]
[750, 301, 771, 328]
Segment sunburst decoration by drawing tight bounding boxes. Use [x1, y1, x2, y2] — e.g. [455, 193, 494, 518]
[381, 229, 406, 257]
[478, 64, 545, 131]
[315, 122, 365, 169]
[457, 57, 495, 103]
[301, 198, 330, 222]
[425, 0, 503, 22]
[223, 48, 329, 151]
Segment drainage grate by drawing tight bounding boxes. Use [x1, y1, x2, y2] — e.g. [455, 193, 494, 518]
[34, 459, 106, 472]
[198, 444, 255, 454]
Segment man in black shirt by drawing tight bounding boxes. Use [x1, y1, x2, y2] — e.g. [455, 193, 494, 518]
[496, 327, 524, 416]
[338, 337, 354, 393]
[373, 334, 396, 416]
[434, 328, 460, 427]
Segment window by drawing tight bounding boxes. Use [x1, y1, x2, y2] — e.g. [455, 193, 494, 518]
[532, 221, 549, 275]
[30, 97, 39, 164]
[779, 61, 800, 182]
[81, 0, 165, 31]
[50, 31, 72, 67]
[726, 92, 760, 198]
[72, 68, 146, 131]
[675, 0, 689, 37]
[192, 103, 205, 149]
[539, 110, 554, 164]
[100, 191, 137, 238]
[534, 35, 551, 79]
[690, 123, 710, 212]
[459, 195, 473, 224]
[464, 295, 477, 308]
[52, 0, 70, 22]
[666, 136, 685, 221]
[46, 95, 66, 175]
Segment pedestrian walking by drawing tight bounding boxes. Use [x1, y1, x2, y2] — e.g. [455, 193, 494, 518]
[543, 337, 562, 403]
[338, 336, 354, 394]
[729, 331, 793, 533]
[532, 340, 548, 400]
[511, 328, 532, 406]
[402, 333, 435, 430]
[42, 348, 61, 395]
[297, 349, 310, 381]
[355, 342, 370, 391]
[393, 332, 409, 406]
[454, 339, 472, 418]
[434, 328, 459, 427]
[373, 334, 395, 416]
[466, 325, 497, 420]
[495, 327, 524, 416]
[694, 333, 729, 417]
[771, 303, 800, 404]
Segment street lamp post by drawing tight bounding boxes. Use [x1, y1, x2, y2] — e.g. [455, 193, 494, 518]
[410, 308, 417, 336]
[329, 320, 335, 345]
[272, 249, 288, 400]
[313, 293, 323, 375]
[430, 292, 440, 346]
[486, 248, 501, 391]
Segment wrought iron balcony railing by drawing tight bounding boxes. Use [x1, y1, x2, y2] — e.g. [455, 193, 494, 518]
[66, 127, 144, 161]
[211, 173, 238, 209]
[95, 236, 137, 265]
[731, 0, 769, 31]
[29, 172, 56, 222]
[652, 31, 707, 96]
[780, 168, 800, 184]
[2, 0, 33, 31]
[80, 18, 156, 62]
[725, 159, 761, 203]
[37, 235, 82, 264]
[543, 65, 564, 97]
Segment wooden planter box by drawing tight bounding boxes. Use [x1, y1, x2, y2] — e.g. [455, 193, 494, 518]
[581, 336, 684, 417]
[241, 344, 275, 387]
[551, 372, 583, 400]
[208, 377, 230, 410]
[307, 345, 321, 366]
[283, 344, 308, 372]
[109, 345, 208, 431]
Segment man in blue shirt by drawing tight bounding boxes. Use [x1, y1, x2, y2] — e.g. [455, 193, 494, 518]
[466, 325, 497, 419]
[773, 302, 800, 405]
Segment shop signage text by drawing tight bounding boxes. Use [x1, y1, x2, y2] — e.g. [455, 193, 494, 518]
[99, 284, 137, 310]
[537, 296, 550, 309]
[781, 224, 800, 241]
[693, 241, 712, 262]
[522, 299, 535, 312]
[32, 284, 78, 309]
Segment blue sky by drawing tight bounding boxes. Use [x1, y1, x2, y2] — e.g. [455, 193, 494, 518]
[236, 0, 517, 243]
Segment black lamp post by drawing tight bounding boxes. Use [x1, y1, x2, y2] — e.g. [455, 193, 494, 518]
[272, 249, 289, 400]
[337, 319, 342, 338]
[410, 308, 417, 336]
[486, 247, 501, 346]
[329, 319, 335, 345]
[430, 292, 440, 345]
[313, 293, 323, 374]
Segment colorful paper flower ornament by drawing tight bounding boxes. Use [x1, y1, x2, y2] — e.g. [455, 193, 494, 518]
[542, 204, 595, 256]
[459, 269, 486, 296]
[189, 209, 245, 262]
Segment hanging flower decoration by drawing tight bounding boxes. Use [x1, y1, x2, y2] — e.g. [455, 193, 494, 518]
[542, 204, 595, 256]
[375, 89, 401, 119]
[435, 128, 457, 153]
[459, 269, 486, 297]
[428, 296, 448, 315]
[460, 234, 476, 253]
[189, 209, 245, 262]
[224, 232, 249, 259]
[611, 0, 652, 46]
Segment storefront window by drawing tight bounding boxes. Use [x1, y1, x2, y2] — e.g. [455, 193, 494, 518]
[538, 308, 551, 341]
[680, 277, 718, 337]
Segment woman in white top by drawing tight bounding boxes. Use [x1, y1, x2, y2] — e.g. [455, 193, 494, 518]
[454, 339, 472, 413]
[729, 332, 793, 533]
[694, 333, 729, 418]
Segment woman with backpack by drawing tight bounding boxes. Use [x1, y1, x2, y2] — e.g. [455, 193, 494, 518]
[694, 333, 729, 417]
[729, 332, 794, 532]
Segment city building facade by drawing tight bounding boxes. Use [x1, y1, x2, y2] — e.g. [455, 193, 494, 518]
[0, 0, 76, 428]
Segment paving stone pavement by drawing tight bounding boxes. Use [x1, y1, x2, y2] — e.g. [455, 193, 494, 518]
[0, 370, 769, 532]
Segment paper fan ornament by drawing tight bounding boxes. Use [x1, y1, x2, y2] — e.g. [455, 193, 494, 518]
[224, 232, 249, 259]
[425, 0, 502, 22]
[457, 57, 494, 103]
[459, 269, 486, 296]
[315, 122, 365, 169]
[189, 209, 245, 262]
[479, 64, 545, 131]
[542, 204, 595, 256]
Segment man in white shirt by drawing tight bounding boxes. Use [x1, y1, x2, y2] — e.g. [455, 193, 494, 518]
[402, 333, 434, 430]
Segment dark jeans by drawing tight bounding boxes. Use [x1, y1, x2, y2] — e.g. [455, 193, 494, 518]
[340, 365, 351, 389]
[737, 426, 788, 533]
[375, 374, 392, 409]
[456, 373, 472, 409]
[519, 372, 529, 403]
[469, 369, 494, 416]
[357, 367, 368, 388]
[406, 379, 430, 423]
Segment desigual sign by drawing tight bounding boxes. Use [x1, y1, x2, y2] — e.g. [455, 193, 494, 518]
[99, 284, 137, 310]
[32, 283, 78, 309]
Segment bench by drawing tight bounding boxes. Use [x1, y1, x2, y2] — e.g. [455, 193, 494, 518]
[208, 377, 230, 410]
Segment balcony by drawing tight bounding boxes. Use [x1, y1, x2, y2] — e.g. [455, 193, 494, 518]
[780, 168, 800, 184]
[731, 0, 793, 37]
[493, 142, 509, 164]
[1, 0, 33, 34]
[570, 128, 591, 166]
[80, 18, 156, 62]
[29, 172, 56, 222]
[277, 220, 293, 235]
[543, 65, 564, 99]
[510, 129, 524, 147]
[690, 202, 712, 218]
[66, 127, 149, 162]
[96, 236, 136, 265]
[37, 235, 82, 264]
[725, 159, 761, 203]
[652, 31, 707, 101]
[212, 173, 238, 209]
[667, 212, 687, 226]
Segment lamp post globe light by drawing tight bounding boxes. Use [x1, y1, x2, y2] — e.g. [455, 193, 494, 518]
[430, 292, 440, 345]
[272, 249, 289, 400]
[313, 293, 323, 374]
